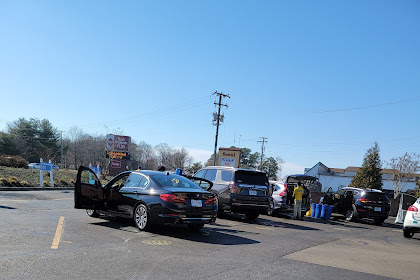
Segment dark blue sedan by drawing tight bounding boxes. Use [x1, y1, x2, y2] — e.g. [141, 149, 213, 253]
[74, 166, 217, 231]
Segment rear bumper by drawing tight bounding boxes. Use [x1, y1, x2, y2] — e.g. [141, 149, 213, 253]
[150, 204, 217, 225]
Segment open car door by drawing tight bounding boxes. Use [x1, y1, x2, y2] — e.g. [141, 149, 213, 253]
[186, 176, 213, 191]
[74, 166, 105, 210]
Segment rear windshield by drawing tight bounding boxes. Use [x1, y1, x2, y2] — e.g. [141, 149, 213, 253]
[234, 171, 268, 185]
[152, 174, 201, 190]
[363, 192, 390, 201]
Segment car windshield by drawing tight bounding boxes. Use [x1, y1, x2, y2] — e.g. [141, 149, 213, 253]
[153, 174, 202, 190]
[235, 171, 268, 185]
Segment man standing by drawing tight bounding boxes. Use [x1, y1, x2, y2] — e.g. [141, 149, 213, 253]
[293, 182, 305, 220]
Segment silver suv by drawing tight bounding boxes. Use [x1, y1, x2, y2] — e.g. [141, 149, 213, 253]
[194, 166, 270, 220]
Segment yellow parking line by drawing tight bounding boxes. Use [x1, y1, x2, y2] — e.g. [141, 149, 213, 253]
[51, 216, 65, 249]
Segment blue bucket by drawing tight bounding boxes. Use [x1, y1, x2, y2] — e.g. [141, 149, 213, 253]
[321, 204, 329, 219]
[314, 204, 322, 218]
[311, 203, 317, 217]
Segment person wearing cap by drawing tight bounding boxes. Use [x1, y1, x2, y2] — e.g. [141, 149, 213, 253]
[293, 181, 305, 220]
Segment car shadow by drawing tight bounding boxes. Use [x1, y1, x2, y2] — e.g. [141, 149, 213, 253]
[268, 213, 372, 230]
[219, 213, 321, 231]
[0, 205, 16, 209]
[91, 218, 260, 245]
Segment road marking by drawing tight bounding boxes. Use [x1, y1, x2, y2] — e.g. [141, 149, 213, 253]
[142, 240, 171, 245]
[256, 226, 275, 230]
[333, 227, 350, 231]
[51, 216, 65, 249]
[392, 229, 402, 232]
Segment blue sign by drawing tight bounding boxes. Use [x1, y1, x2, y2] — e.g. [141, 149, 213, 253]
[40, 162, 55, 171]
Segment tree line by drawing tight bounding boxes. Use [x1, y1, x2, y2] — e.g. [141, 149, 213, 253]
[0, 118, 284, 179]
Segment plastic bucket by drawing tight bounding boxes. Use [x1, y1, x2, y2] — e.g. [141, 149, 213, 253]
[311, 203, 317, 217]
[321, 204, 330, 219]
[314, 204, 322, 218]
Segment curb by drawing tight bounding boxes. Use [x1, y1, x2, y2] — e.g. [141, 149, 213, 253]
[0, 187, 74, 191]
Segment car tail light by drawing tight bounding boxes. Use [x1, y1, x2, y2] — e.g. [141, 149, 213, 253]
[229, 183, 241, 194]
[206, 196, 218, 205]
[279, 184, 287, 196]
[160, 194, 186, 204]
[408, 205, 418, 212]
[357, 198, 372, 203]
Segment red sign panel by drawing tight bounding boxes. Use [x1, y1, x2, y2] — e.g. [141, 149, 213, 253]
[111, 160, 121, 168]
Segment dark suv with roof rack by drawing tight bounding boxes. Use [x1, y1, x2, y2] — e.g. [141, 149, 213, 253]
[321, 187, 391, 225]
[194, 166, 271, 220]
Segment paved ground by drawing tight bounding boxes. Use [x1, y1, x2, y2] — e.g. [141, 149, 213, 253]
[0, 190, 419, 280]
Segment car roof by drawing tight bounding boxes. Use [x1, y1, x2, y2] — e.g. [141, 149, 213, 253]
[341, 187, 384, 193]
[287, 174, 317, 180]
[202, 166, 266, 173]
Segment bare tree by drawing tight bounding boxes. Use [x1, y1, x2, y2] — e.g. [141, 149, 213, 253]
[387, 153, 420, 199]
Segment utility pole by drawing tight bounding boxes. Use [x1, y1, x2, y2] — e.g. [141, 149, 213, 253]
[258, 137, 268, 169]
[212, 91, 230, 166]
[60, 131, 64, 168]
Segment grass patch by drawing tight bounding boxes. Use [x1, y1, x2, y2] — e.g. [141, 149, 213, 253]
[0, 166, 78, 188]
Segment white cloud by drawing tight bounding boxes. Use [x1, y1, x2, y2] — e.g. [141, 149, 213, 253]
[280, 162, 306, 178]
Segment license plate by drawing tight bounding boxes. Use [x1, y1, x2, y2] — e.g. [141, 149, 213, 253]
[249, 190, 257, 196]
[191, 199, 202, 207]
[374, 207, 381, 212]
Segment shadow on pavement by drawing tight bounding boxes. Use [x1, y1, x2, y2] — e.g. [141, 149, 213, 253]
[92, 218, 260, 246]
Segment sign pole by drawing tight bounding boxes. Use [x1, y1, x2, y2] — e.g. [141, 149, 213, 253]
[49, 159, 54, 187]
[40, 158, 43, 187]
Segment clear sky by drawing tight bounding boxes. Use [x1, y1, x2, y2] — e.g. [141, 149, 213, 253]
[1, 0, 419, 177]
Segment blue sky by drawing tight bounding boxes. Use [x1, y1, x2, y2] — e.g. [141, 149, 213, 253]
[1, 0, 419, 177]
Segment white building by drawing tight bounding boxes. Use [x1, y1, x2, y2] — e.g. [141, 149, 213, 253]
[304, 162, 418, 193]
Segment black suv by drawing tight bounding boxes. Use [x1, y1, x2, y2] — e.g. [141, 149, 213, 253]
[321, 187, 391, 225]
[194, 166, 271, 220]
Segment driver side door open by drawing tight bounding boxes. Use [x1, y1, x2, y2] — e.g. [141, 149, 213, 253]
[74, 166, 105, 210]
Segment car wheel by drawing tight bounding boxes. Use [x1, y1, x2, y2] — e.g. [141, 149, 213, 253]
[245, 211, 259, 220]
[86, 209, 99, 217]
[217, 203, 225, 218]
[345, 209, 355, 222]
[134, 204, 151, 231]
[403, 228, 414, 238]
[267, 200, 274, 216]
[374, 218, 386, 225]
[187, 224, 204, 231]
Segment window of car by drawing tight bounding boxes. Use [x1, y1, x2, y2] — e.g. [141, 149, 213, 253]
[204, 169, 217, 181]
[124, 173, 143, 188]
[153, 174, 201, 190]
[234, 170, 268, 185]
[138, 175, 150, 189]
[221, 170, 233, 182]
[194, 169, 206, 179]
[110, 174, 129, 189]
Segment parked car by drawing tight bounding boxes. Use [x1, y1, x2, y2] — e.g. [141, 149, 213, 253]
[321, 187, 391, 225]
[403, 197, 420, 238]
[267, 180, 287, 216]
[282, 175, 315, 214]
[194, 166, 271, 220]
[74, 166, 217, 231]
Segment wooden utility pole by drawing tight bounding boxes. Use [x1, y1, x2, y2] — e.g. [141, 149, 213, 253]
[213, 91, 230, 166]
[258, 137, 268, 169]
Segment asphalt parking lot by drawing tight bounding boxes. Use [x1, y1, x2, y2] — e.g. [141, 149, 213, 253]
[0, 190, 419, 280]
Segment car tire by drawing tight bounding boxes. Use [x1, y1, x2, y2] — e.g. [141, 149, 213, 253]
[403, 228, 414, 238]
[267, 200, 274, 216]
[374, 218, 386, 225]
[217, 203, 225, 218]
[187, 224, 204, 231]
[345, 209, 355, 222]
[86, 209, 99, 218]
[133, 204, 151, 231]
[245, 211, 259, 220]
